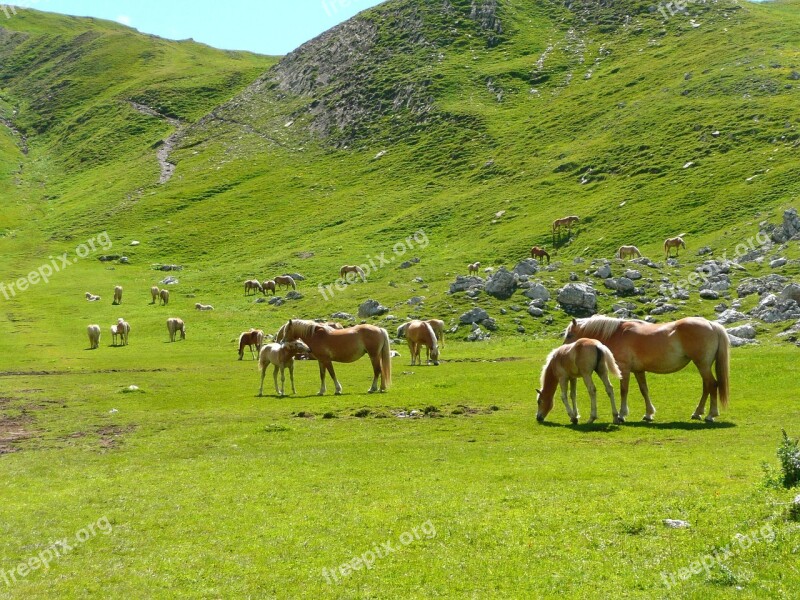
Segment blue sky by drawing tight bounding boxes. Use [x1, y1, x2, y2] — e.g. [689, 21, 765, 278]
[15, 0, 387, 55]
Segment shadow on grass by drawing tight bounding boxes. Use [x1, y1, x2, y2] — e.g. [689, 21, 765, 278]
[538, 420, 736, 432]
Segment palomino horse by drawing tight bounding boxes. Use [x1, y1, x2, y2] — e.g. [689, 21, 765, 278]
[244, 280, 263, 296]
[617, 245, 642, 260]
[159, 289, 170, 306]
[406, 320, 440, 366]
[110, 325, 118, 345]
[167, 318, 186, 342]
[468, 262, 481, 275]
[397, 319, 445, 347]
[564, 316, 730, 422]
[113, 285, 123, 305]
[195, 303, 214, 311]
[339, 265, 366, 281]
[258, 340, 311, 396]
[552, 215, 579, 242]
[85, 292, 101, 302]
[261, 280, 276, 295]
[87, 324, 101, 349]
[274, 275, 296, 291]
[238, 329, 264, 360]
[277, 319, 391, 395]
[114, 319, 130, 346]
[536, 338, 621, 424]
[530, 246, 550, 264]
[150, 286, 160, 304]
[664, 236, 686, 257]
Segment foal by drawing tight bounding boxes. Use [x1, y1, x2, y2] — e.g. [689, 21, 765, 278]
[258, 340, 311, 396]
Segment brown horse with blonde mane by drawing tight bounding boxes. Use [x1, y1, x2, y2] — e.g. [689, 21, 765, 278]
[339, 265, 366, 281]
[467, 262, 481, 275]
[238, 329, 264, 360]
[536, 338, 621, 424]
[274, 275, 296, 291]
[564, 316, 729, 422]
[664, 236, 686, 257]
[244, 280, 263, 296]
[261, 280, 276, 295]
[530, 246, 550, 264]
[552, 215, 579, 242]
[277, 319, 391, 395]
[617, 245, 642, 260]
[406, 320, 440, 366]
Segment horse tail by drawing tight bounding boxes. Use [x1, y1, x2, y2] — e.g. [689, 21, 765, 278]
[380, 328, 392, 389]
[292, 280, 296, 290]
[424, 322, 438, 352]
[711, 321, 730, 408]
[599, 344, 622, 379]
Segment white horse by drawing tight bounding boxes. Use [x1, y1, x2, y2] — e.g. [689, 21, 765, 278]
[167, 317, 186, 342]
[113, 285, 123, 305]
[195, 303, 214, 311]
[114, 318, 130, 346]
[110, 325, 119, 345]
[85, 292, 101, 302]
[258, 340, 311, 396]
[617, 245, 642, 260]
[87, 324, 101, 349]
[151, 286, 160, 304]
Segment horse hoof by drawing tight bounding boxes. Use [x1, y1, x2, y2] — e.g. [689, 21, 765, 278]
[642, 415, 654, 422]
[587, 417, 596, 424]
[705, 416, 715, 423]
[614, 416, 625, 424]
[691, 414, 702, 421]
[570, 417, 579, 425]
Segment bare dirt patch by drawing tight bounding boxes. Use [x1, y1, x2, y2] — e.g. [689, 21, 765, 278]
[96, 424, 137, 450]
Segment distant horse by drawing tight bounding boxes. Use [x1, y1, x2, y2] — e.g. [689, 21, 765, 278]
[167, 317, 186, 342]
[536, 338, 622, 424]
[244, 280, 263, 296]
[110, 325, 119, 346]
[339, 265, 366, 281]
[617, 245, 642, 260]
[468, 262, 481, 275]
[530, 246, 550, 264]
[664, 236, 686, 257]
[277, 319, 391, 395]
[151, 286, 160, 304]
[195, 303, 214, 311]
[238, 329, 264, 360]
[112, 285, 123, 305]
[114, 319, 130, 346]
[87, 324, 101, 349]
[406, 320, 440, 366]
[397, 319, 445, 347]
[258, 340, 311, 396]
[274, 275, 296, 291]
[261, 280, 276, 295]
[564, 316, 729, 422]
[159, 289, 170, 306]
[553, 215, 579, 242]
[85, 292, 101, 302]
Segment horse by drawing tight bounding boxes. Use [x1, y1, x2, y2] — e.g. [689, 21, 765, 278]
[406, 320, 440, 366]
[151, 286, 160, 304]
[617, 245, 642, 260]
[274, 275, 296, 291]
[244, 280, 263, 296]
[87, 324, 101, 349]
[114, 319, 130, 346]
[397, 319, 445, 347]
[552, 215, 580, 242]
[563, 316, 730, 422]
[112, 285, 123, 305]
[530, 246, 550, 264]
[536, 338, 622, 424]
[110, 325, 118, 346]
[277, 319, 391, 395]
[261, 280, 276, 295]
[468, 262, 481, 275]
[238, 329, 264, 360]
[339, 265, 366, 281]
[167, 317, 186, 342]
[195, 303, 214, 311]
[159, 288, 170, 306]
[258, 340, 311, 396]
[664, 236, 686, 257]
[85, 292, 101, 302]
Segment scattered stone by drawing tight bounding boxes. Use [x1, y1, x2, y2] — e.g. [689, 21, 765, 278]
[557, 283, 597, 317]
[780, 283, 800, 304]
[407, 296, 425, 305]
[624, 269, 642, 280]
[449, 275, 485, 294]
[727, 324, 756, 340]
[737, 275, 787, 298]
[699, 289, 719, 300]
[569, 272, 579, 281]
[528, 306, 544, 317]
[398, 261, 413, 269]
[650, 304, 678, 315]
[714, 302, 728, 313]
[331, 312, 353, 320]
[358, 299, 388, 318]
[98, 255, 121, 262]
[770, 258, 787, 268]
[119, 256, 129, 264]
[594, 264, 612, 279]
[285, 291, 303, 300]
[666, 258, 680, 267]
[749, 294, 800, 323]
[130, 240, 140, 246]
[466, 325, 490, 342]
[460, 308, 490, 324]
[717, 309, 747, 325]
[157, 264, 183, 271]
[604, 277, 636, 294]
[268, 296, 284, 306]
[522, 282, 550, 302]
[631, 257, 659, 269]
[286, 273, 305, 281]
[769, 207, 800, 243]
[697, 246, 712, 255]
[573, 257, 584, 264]
[517, 326, 526, 333]
[512, 259, 539, 277]
[663, 519, 691, 529]
[728, 335, 756, 348]
[482, 318, 498, 331]
[160, 276, 179, 285]
[413, 277, 424, 283]
[485, 267, 517, 300]
[465, 289, 481, 299]
[255, 297, 266, 304]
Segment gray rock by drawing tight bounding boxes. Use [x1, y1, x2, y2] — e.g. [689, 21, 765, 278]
[465, 289, 481, 299]
[255, 297, 266, 304]
[285, 291, 303, 300]
[624, 269, 642, 280]
[160, 276, 179, 285]
[737, 275, 787, 298]
[714, 303, 728, 313]
[119, 256, 129, 264]
[459, 307, 490, 324]
[697, 246, 712, 256]
[717, 309, 747, 325]
[331, 312, 353, 320]
[728, 335, 756, 348]
[358, 299, 389, 318]
[413, 277, 424, 283]
[631, 257, 659, 269]
[513, 258, 540, 277]
[650, 304, 678, 315]
[407, 296, 425, 305]
[268, 296, 284, 306]
[666, 258, 680, 267]
[466, 325, 490, 342]
[509, 305, 522, 312]
[398, 261, 413, 269]
[780, 283, 800, 304]
[522, 282, 550, 302]
[573, 257, 584, 264]
[449, 275, 485, 294]
[594, 264, 612, 279]
[569, 272, 579, 281]
[727, 324, 756, 339]
[286, 273, 305, 281]
[749, 294, 800, 323]
[604, 277, 636, 294]
[769, 208, 800, 243]
[485, 267, 517, 300]
[482, 318, 499, 331]
[528, 306, 544, 317]
[557, 283, 597, 317]
[699, 289, 719, 300]
[770, 258, 787, 268]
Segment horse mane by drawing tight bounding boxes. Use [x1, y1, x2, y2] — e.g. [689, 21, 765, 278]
[424, 321, 438, 351]
[286, 319, 319, 339]
[572, 315, 625, 341]
[539, 346, 561, 390]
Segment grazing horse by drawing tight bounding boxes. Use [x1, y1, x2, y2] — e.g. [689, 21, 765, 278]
[114, 319, 130, 346]
[664, 236, 686, 257]
[397, 319, 445, 347]
[530, 246, 550, 264]
[277, 319, 391, 395]
[564, 316, 730, 422]
[150, 286, 160, 304]
[261, 280, 276, 295]
[167, 317, 186, 342]
[617, 245, 643, 260]
[159, 289, 170, 306]
[406, 320, 440, 366]
[536, 338, 622, 424]
[552, 215, 580, 242]
[195, 303, 214, 311]
[85, 292, 101, 302]
[339, 265, 366, 281]
[112, 286, 123, 305]
[274, 275, 296, 291]
[258, 340, 311, 396]
[87, 324, 101, 349]
[467, 262, 481, 275]
[244, 280, 263, 296]
[238, 329, 264, 360]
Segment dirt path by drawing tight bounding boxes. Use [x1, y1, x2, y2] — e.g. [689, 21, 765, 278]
[128, 101, 184, 184]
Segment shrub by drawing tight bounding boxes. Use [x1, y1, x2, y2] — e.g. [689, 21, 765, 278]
[777, 429, 800, 488]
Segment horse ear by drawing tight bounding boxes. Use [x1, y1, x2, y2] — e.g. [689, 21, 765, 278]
[571, 318, 578, 327]
[535, 388, 541, 395]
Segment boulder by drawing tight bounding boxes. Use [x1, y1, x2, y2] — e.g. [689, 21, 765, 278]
[358, 299, 388, 318]
[557, 283, 597, 317]
[286, 273, 305, 281]
[717, 309, 747, 325]
[770, 258, 787, 268]
[728, 335, 756, 348]
[528, 305, 544, 317]
[699, 289, 719, 300]
[624, 269, 642, 280]
[780, 283, 800, 304]
[594, 264, 612, 279]
[770, 208, 800, 243]
[485, 267, 517, 300]
[285, 291, 303, 300]
[749, 294, 800, 323]
[522, 282, 550, 302]
[513, 259, 539, 277]
[459, 308, 490, 324]
[268, 296, 284, 306]
[449, 275, 485, 294]
[604, 277, 636, 294]
[331, 311, 354, 320]
[398, 261, 413, 269]
[407, 296, 425, 305]
[466, 324, 490, 342]
[482, 318, 499, 331]
[726, 324, 756, 340]
[650, 304, 678, 315]
[737, 275, 787, 298]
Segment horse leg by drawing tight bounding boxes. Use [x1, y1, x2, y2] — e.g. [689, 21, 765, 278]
[634, 371, 656, 421]
[599, 371, 620, 423]
[559, 379, 576, 424]
[368, 353, 382, 393]
[618, 371, 631, 423]
[259, 363, 267, 396]
[280, 365, 286, 396]
[569, 378, 579, 423]
[691, 363, 717, 422]
[407, 340, 415, 365]
[327, 363, 342, 395]
[583, 374, 598, 424]
[288, 361, 296, 395]
[317, 361, 327, 396]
